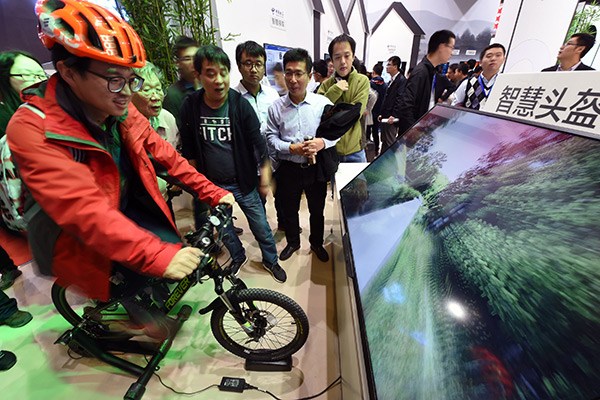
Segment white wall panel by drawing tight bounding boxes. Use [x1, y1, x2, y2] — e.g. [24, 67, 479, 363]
[321, 0, 345, 58]
[347, 4, 366, 60]
[368, 13, 414, 70]
[494, 0, 578, 72]
[214, 0, 313, 83]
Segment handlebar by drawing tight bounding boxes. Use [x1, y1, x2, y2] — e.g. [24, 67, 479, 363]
[184, 204, 232, 252]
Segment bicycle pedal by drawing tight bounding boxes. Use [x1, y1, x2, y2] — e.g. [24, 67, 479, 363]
[55, 329, 74, 346]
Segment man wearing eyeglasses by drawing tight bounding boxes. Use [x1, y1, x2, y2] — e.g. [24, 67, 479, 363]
[163, 36, 200, 126]
[7, 0, 235, 322]
[396, 29, 456, 134]
[232, 41, 283, 228]
[542, 33, 596, 72]
[266, 48, 335, 263]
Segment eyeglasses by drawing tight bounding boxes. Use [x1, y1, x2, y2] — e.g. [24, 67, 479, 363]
[177, 56, 193, 62]
[10, 73, 48, 82]
[284, 71, 307, 80]
[241, 61, 265, 70]
[86, 69, 144, 93]
[563, 41, 581, 47]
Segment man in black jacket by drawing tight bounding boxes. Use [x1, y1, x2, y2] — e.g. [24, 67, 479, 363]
[397, 30, 455, 135]
[542, 33, 596, 72]
[368, 63, 386, 154]
[179, 45, 286, 283]
[378, 56, 406, 153]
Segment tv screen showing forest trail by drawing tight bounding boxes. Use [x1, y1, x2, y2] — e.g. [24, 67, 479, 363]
[340, 106, 600, 400]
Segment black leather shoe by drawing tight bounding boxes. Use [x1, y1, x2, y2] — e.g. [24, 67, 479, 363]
[0, 350, 17, 371]
[279, 244, 300, 261]
[0, 310, 33, 328]
[0, 269, 22, 290]
[262, 262, 287, 283]
[228, 256, 248, 277]
[310, 245, 329, 262]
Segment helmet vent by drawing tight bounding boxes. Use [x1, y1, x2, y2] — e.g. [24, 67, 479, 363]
[77, 12, 103, 51]
[87, 6, 112, 30]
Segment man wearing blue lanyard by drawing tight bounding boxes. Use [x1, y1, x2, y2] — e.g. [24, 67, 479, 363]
[452, 43, 506, 110]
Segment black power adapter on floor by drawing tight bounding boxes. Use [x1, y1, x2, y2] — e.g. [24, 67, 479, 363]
[218, 377, 246, 393]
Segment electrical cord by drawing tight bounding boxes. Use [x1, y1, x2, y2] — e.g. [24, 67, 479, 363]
[150, 367, 341, 399]
[153, 372, 218, 396]
[245, 376, 342, 400]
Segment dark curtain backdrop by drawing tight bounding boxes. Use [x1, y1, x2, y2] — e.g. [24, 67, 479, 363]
[0, 0, 51, 64]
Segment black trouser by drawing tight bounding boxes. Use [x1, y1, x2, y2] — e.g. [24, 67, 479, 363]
[0, 244, 17, 274]
[368, 119, 381, 152]
[275, 161, 327, 248]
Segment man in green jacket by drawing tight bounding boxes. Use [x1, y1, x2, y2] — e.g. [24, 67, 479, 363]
[318, 34, 369, 162]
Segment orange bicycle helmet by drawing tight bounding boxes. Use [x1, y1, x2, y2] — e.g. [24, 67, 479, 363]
[35, 0, 146, 68]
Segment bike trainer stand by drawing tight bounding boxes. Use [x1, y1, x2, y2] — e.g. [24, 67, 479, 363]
[245, 355, 292, 372]
[56, 305, 193, 400]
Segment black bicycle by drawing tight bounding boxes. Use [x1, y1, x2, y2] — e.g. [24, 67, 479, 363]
[51, 205, 309, 398]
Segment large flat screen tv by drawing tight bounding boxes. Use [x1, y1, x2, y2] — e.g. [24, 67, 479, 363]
[340, 105, 600, 400]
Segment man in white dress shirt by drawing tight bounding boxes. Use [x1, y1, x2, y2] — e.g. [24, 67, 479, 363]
[266, 48, 335, 263]
[232, 41, 283, 229]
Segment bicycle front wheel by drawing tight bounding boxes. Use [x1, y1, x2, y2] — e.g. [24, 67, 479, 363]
[210, 288, 309, 361]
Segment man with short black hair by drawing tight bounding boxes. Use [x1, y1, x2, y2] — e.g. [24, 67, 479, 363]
[378, 55, 407, 152]
[452, 43, 506, 110]
[447, 63, 469, 85]
[232, 40, 280, 230]
[179, 45, 286, 283]
[318, 34, 369, 162]
[311, 59, 328, 93]
[542, 33, 596, 71]
[267, 48, 335, 262]
[439, 62, 468, 104]
[163, 36, 199, 126]
[396, 29, 456, 134]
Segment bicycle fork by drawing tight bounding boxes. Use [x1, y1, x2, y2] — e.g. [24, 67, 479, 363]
[198, 278, 257, 336]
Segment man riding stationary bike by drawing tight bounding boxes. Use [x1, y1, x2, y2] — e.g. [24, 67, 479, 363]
[7, 0, 235, 339]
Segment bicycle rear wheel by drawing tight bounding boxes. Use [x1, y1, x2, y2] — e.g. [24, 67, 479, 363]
[51, 282, 128, 328]
[210, 288, 309, 361]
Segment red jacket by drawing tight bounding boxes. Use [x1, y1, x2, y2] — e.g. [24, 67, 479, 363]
[7, 76, 229, 300]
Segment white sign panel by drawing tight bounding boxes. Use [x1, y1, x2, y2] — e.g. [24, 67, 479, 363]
[483, 71, 600, 137]
[270, 7, 286, 31]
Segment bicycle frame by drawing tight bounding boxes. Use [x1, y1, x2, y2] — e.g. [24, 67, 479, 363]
[53, 204, 309, 399]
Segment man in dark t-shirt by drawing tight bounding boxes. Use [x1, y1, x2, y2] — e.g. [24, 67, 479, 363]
[179, 45, 287, 283]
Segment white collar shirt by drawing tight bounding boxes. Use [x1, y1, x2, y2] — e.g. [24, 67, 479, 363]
[266, 92, 334, 165]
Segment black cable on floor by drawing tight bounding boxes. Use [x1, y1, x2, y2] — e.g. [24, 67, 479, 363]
[153, 372, 218, 396]
[247, 376, 342, 400]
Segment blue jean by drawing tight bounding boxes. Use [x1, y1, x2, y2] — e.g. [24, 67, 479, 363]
[339, 149, 367, 163]
[196, 184, 278, 267]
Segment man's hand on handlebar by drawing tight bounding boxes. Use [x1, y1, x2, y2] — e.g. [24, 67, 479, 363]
[217, 193, 236, 207]
[163, 247, 203, 280]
